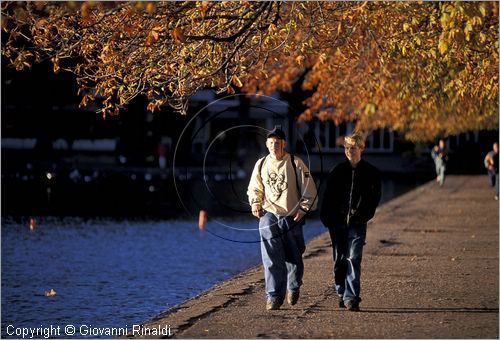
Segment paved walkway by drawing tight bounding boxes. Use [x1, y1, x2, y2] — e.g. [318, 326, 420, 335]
[132, 175, 499, 339]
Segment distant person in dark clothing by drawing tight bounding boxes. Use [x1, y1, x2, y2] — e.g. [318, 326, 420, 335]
[431, 139, 448, 186]
[157, 142, 168, 169]
[484, 142, 499, 200]
[320, 133, 381, 312]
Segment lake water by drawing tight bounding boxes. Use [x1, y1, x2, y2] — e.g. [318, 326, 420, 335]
[1, 177, 430, 338]
[1, 218, 325, 338]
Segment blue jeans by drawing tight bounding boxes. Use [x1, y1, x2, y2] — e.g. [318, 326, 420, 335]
[487, 170, 497, 188]
[328, 223, 367, 304]
[259, 212, 305, 300]
[435, 159, 446, 185]
[496, 172, 499, 196]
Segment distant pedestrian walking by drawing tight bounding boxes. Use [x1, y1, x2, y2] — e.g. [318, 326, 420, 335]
[431, 139, 448, 186]
[320, 133, 381, 312]
[157, 136, 171, 169]
[247, 127, 318, 311]
[484, 142, 499, 200]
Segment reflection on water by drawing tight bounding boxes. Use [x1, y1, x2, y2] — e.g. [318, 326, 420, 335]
[1, 218, 327, 338]
[1, 177, 430, 338]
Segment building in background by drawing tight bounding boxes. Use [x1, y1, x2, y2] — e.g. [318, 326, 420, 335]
[2, 62, 497, 217]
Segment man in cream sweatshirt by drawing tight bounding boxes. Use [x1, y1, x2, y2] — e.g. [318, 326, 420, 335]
[247, 128, 318, 310]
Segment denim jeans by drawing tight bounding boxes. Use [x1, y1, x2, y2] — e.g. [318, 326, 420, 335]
[328, 223, 367, 304]
[487, 170, 497, 188]
[496, 172, 499, 196]
[435, 159, 446, 185]
[259, 212, 306, 300]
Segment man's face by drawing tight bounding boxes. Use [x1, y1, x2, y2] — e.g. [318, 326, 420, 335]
[494, 143, 498, 153]
[439, 140, 445, 148]
[344, 142, 363, 164]
[266, 137, 286, 159]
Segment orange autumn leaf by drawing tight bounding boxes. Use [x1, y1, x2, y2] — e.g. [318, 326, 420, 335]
[171, 27, 186, 44]
[145, 2, 155, 14]
[51, 56, 59, 74]
[80, 2, 90, 19]
[198, 1, 209, 17]
[145, 29, 159, 46]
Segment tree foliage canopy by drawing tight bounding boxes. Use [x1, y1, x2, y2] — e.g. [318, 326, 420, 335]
[1, 1, 498, 141]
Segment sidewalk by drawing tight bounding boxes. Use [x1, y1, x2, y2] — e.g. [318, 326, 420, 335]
[132, 175, 499, 339]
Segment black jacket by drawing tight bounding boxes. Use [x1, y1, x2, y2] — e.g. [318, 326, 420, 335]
[320, 159, 381, 228]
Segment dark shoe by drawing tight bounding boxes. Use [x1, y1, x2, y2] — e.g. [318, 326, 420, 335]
[337, 295, 345, 308]
[345, 300, 360, 312]
[286, 290, 300, 305]
[266, 298, 282, 310]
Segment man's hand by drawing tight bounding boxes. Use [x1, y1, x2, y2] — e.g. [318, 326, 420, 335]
[252, 203, 263, 218]
[293, 210, 306, 222]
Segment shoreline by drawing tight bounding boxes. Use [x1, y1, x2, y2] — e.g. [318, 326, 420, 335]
[129, 175, 499, 339]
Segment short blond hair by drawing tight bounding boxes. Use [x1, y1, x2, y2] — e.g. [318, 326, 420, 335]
[344, 133, 365, 149]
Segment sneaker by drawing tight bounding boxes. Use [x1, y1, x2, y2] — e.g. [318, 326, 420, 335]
[266, 298, 282, 311]
[337, 295, 345, 308]
[286, 290, 300, 306]
[345, 300, 360, 312]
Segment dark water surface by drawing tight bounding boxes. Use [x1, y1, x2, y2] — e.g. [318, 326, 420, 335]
[1, 218, 262, 337]
[1, 177, 430, 338]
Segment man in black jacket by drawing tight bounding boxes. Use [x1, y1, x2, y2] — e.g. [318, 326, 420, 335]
[320, 133, 381, 311]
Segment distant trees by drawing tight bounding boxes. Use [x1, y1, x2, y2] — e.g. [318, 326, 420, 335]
[1, 1, 498, 141]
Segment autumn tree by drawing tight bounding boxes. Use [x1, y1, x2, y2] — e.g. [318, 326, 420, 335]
[1, 1, 498, 141]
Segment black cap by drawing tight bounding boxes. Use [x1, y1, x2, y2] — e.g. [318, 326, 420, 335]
[266, 128, 286, 140]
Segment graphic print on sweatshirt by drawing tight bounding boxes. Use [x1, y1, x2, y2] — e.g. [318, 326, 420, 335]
[266, 171, 288, 199]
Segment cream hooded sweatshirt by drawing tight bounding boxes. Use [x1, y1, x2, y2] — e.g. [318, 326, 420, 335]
[247, 153, 318, 217]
